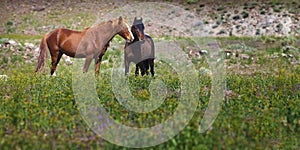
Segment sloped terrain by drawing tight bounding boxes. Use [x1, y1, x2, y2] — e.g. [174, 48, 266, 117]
[0, 0, 299, 149]
[1, 0, 299, 36]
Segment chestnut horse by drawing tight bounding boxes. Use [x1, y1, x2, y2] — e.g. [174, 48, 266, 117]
[35, 16, 134, 75]
[124, 17, 155, 76]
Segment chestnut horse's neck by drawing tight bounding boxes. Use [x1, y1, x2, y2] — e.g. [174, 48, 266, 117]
[92, 20, 121, 44]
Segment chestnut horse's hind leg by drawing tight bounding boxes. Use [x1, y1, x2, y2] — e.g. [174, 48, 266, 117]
[50, 51, 63, 75]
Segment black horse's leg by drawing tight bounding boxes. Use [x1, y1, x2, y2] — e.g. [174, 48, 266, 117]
[140, 62, 147, 76]
[135, 64, 140, 76]
[145, 60, 150, 76]
[50, 51, 63, 75]
[149, 58, 155, 77]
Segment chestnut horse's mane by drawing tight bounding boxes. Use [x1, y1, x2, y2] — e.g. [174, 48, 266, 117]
[80, 19, 116, 32]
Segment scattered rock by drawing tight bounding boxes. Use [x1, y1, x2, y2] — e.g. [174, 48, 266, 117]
[275, 23, 283, 32]
[273, 53, 279, 58]
[212, 24, 219, 29]
[0, 40, 74, 65]
[0, 64, 7, 69]
[200, 49, 208, 55]
[224, 50, 231, 53]
[225, 89, 236, 98]
[101, 60, 109, 65]
[193, 21, 203, 27]
[32, 5, 45, 11]
[281, 53, 287, 57]
[1, 1, 300, 37]
[233, 15, 241, 21]
[7, 40, 17, 46]
[34, 47, 39, 53]
[0, 75, 8, 81]
[189, 50, 193, 56]
[240, 54, 250, 59]
[63, 55, 73, 65]
[199, 67, 212, 76]
[217, 29, 226, 35]
[24, 42, 35, 49]
[282, 45, 298, 53]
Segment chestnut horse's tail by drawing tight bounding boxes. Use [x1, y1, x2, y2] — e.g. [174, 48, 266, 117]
[35, 33, 49, 72]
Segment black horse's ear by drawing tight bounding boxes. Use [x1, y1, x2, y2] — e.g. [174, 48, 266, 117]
[134, 17, 137, 21]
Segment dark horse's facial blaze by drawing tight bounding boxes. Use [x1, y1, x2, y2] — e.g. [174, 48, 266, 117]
[132, 25, 145, 40]
[132, 17, 145, 40]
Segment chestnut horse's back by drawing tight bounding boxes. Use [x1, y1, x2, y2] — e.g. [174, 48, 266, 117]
[35, 28, 83, 73]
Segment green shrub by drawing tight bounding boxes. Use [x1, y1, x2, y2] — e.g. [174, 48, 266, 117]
[241, 11, 249, 18]
[187, 0, 199, 5]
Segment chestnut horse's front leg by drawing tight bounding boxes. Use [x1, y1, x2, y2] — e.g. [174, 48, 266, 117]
[83, 55, 93, 73]
[94, 57, 101, 75]
[95, 54, 104, 75]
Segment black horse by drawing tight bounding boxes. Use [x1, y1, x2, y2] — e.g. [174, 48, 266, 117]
[124, 17, 155, 76]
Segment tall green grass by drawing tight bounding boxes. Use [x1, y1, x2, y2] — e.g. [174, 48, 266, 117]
[0, 37, 299, 149]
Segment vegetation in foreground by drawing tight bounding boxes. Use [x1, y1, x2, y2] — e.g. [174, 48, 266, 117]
[0, 36, 299, 149]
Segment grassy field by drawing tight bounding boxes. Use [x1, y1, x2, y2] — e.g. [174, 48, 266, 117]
[0, 0, 300, 149]
[0, 35, 299, 149]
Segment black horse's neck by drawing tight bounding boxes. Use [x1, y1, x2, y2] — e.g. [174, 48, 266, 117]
[131, 26, 140, 43]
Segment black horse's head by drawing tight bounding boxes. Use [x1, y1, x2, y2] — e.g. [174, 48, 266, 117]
[131, 17, 145, 41]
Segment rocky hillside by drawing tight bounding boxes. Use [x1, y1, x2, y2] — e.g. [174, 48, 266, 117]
[182, 0, 300, 36]
[0, 0, 299, 37]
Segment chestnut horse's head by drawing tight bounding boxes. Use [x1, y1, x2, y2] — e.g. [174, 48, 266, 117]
[115, 16, 134, 42]
[132, 17, 145, 40]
